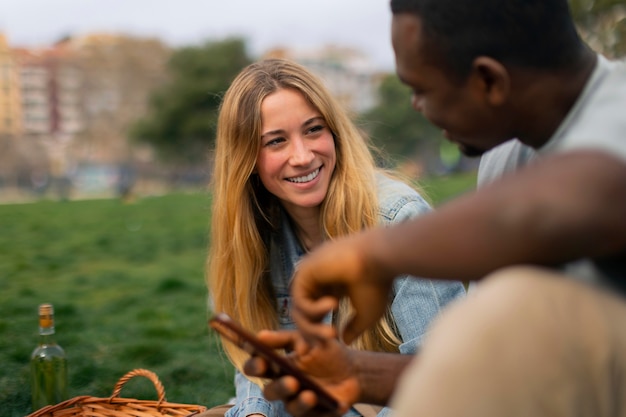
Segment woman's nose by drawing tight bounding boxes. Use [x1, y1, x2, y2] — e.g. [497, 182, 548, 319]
[289, 137, 314, 166]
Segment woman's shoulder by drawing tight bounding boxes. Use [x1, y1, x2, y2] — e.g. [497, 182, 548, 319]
[375, 172, 431, 223]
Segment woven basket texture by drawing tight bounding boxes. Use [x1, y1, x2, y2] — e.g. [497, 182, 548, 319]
[26, 368, 207, 417]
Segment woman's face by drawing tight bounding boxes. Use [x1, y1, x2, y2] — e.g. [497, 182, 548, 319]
[256, 88, 336, 215]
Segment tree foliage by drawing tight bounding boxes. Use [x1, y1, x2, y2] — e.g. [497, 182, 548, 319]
[570, 0, 626, 58]
[361, 74, 442, 165]
[130, 38, 252, 162]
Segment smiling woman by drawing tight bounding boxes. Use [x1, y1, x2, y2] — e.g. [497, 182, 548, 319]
[257, 88, 337, 227]
[205, 58, 466, 417]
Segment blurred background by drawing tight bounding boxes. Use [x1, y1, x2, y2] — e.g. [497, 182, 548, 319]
[0, 0, 625, 415]
[0, 0, 624, 202]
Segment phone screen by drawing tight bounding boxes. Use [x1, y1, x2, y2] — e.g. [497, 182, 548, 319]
[209, 312, 339, 412]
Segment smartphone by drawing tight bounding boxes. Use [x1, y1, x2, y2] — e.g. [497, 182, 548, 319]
[209, 312, 339, 412]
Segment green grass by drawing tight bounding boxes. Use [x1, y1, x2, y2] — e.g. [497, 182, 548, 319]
[0, 172, 476, 416]
[419, 170, 477, 206]
[0, 193, 234, 417]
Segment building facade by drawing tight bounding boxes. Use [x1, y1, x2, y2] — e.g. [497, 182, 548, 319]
[263, 45, 383, 114]
[0, 33, 23, 137]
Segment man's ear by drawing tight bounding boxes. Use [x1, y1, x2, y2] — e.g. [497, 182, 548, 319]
[470, 56, 510, 106]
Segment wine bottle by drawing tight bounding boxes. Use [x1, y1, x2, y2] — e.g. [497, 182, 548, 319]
[30, 303, 69, 411]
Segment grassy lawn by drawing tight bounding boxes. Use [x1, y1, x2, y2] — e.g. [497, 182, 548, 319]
[419, 169, 477, 205]
[0, 171, 476, 417]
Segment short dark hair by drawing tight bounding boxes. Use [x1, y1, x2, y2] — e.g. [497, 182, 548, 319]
[390, 0, 586, 77]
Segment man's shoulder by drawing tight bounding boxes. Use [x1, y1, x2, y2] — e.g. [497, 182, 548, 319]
[478, 140, 538, 187]
[549, 60, 626, 162]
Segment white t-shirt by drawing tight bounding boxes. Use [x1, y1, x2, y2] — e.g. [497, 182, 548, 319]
[476, 55, 626, 293]
[478, 54, 624, 187]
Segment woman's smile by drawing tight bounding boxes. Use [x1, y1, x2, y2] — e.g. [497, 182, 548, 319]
[286, 167, 321, 184]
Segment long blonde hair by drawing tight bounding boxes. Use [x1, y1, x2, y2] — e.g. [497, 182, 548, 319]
[208, 59, 402, 378]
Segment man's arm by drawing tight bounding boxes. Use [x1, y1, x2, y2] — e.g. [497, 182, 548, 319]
[292, 150, 626, 343]
[372, 150, 626, 280]
[350, 350, 413, 406]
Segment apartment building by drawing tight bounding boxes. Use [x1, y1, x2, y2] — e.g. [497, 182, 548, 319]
[0, 33, 23, 137]
[13, 41, 83, 140]
[264, 45, 383, 114]
[2, 32, 168, 164]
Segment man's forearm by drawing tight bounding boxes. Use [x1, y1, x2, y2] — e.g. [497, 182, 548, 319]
[370, 151, 626, 282]
[351, 350, 415, 405]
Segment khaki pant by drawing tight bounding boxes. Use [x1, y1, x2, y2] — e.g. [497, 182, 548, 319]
[392, 265, 626, 417]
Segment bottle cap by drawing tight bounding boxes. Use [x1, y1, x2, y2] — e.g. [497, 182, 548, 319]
[39, 303, 54, 328]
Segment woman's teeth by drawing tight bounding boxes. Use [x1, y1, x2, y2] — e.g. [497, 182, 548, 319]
[287, 168, 320, 183]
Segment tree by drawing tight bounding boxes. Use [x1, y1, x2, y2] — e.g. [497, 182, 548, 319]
[570, 0, 626, 58]
[130, 38, 252, 163]
[361, 74, 442, 168]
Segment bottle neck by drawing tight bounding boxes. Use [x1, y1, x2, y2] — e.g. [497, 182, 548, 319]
[39, 318, 54, 345]
[37, 304, 57, 344]
[39, 325, 55, 336]
[39, 323, 56, 344]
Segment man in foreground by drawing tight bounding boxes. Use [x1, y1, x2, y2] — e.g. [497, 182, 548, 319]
[244, 0, 626, 416]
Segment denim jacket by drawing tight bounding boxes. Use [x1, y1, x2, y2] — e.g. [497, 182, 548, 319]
[226, 174, 466, 417]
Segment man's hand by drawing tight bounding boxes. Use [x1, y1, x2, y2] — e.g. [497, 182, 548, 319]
[243, 330, 360, 417]
[291, 230, 396, 344]
[244, 329, 413, 416]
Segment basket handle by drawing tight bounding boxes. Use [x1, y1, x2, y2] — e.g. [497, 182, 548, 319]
[109, 368, 167, 404]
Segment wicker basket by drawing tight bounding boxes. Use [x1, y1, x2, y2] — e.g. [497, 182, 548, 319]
[26, 368, 208, 417]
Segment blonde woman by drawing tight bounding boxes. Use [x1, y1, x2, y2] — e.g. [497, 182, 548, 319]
[206, 58, 465, 417]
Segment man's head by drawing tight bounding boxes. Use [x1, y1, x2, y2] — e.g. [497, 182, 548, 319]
[389, 0, 587, 156]
[390, 0, 583, 78]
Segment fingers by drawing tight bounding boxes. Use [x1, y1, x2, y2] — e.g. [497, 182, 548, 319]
[290, 290, 338, 340]
[287, 390, 343, 417]
[341, 301, 389, 345]
[290, 236, 375, 343]
[342, 315, 374, 346]
[290, 276, 339, 341]
[291, 310, 337, 344]
[296, 295, 338, 323]
[256, 329, 297, 349]
[245, 330, 354, 417]
[291, 280, 339, 322]
[241, 330, 296, 379]
[243, 356, 270, 378]
[265, 380, 344, 417]
[242, 331, 299, 379]
[290, 390, 321, 415]
[263, 374, 301, 402]
[291, 245, 343, 326]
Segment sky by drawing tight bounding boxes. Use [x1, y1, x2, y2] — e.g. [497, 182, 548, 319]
[0, 0, 397, 71]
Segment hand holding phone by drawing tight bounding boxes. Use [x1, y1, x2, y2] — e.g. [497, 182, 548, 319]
[209, 312, 340, 412]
